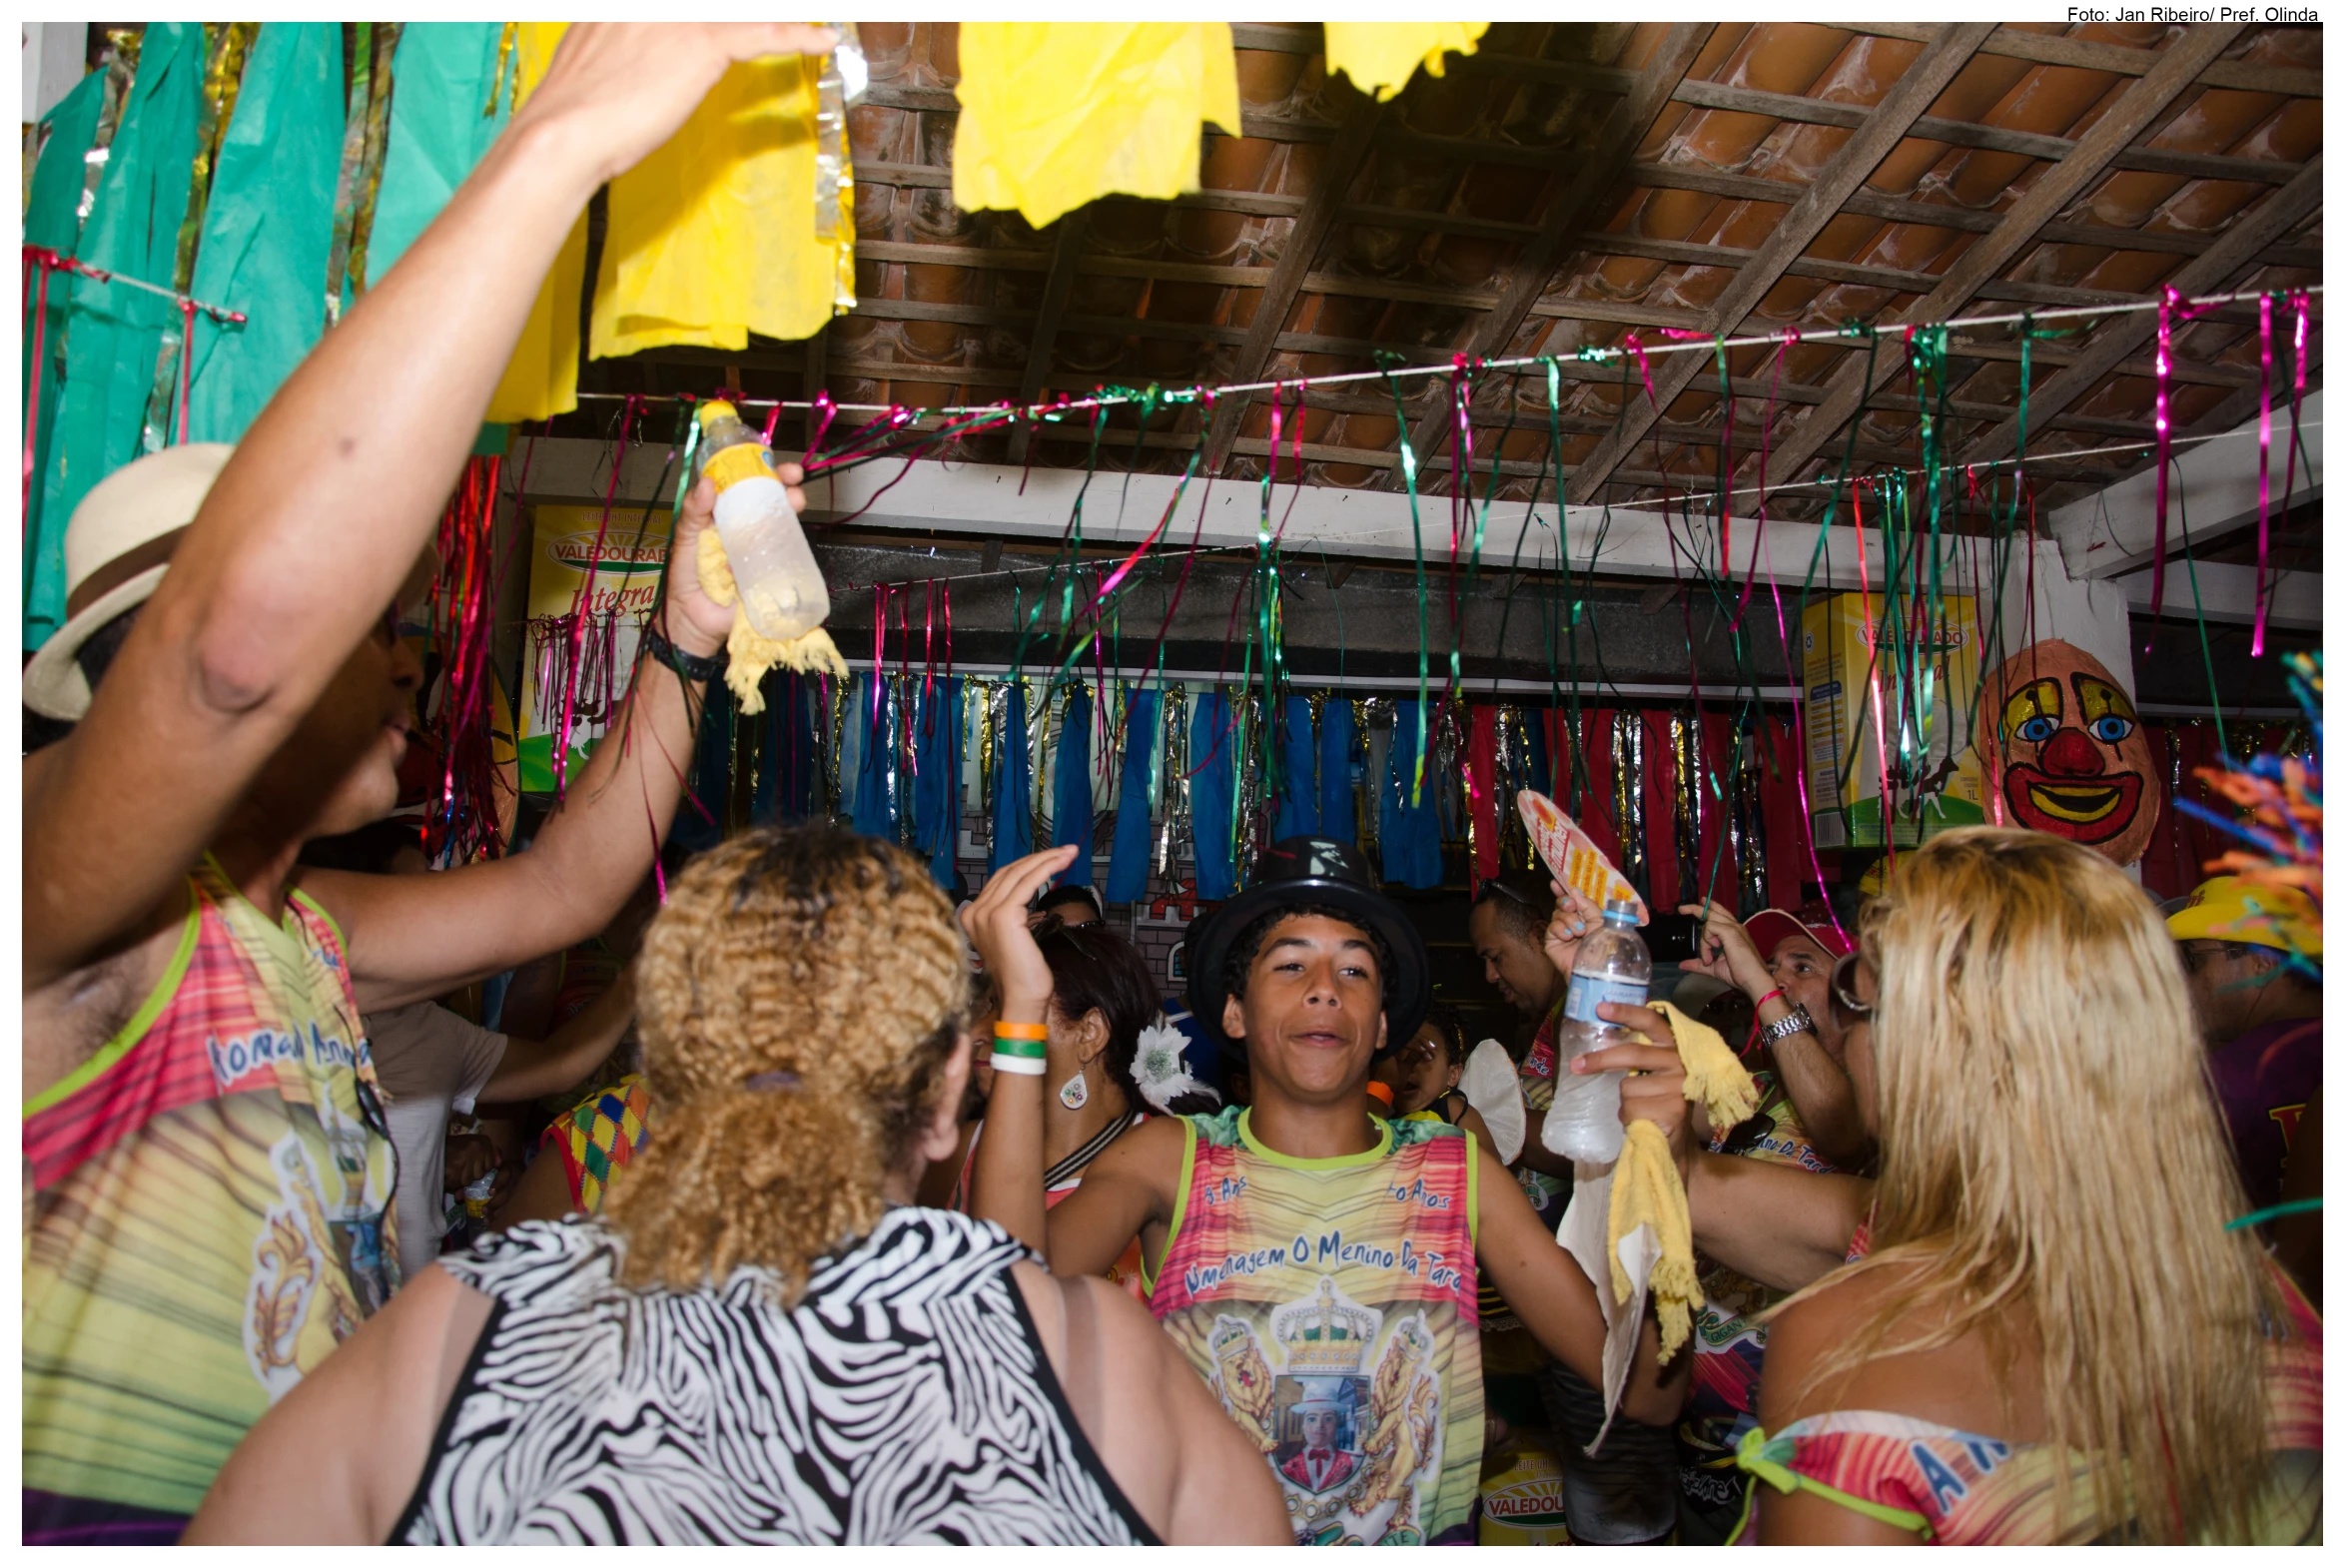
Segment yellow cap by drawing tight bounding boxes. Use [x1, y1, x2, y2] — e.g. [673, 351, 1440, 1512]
[2165, 876, 2322, 958]
[697, 399, 738, 425]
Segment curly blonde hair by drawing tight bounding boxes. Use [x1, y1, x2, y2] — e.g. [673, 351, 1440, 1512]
[603, 825, 969, 1303]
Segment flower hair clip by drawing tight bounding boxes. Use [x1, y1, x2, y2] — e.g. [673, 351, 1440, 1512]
[1131, 1014, 1216, 1114]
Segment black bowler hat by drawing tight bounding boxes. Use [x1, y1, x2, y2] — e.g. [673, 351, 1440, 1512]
[1181, 837, 1430, 1063]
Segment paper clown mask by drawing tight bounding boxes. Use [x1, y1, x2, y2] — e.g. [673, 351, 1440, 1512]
[1979, 639, 2159, 865]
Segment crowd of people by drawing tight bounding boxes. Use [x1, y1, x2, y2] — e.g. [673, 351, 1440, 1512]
[23, 23, 2322, 1548]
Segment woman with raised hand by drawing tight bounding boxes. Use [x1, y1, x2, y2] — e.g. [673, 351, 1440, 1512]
[941, 900, 1221, 1296]
[187, 825, 1286, 1545]
[1733, 828, 2322, 1545]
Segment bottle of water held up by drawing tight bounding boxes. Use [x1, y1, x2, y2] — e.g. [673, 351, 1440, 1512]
[695, 400, 830, 642]
[1541, 898, 1650, 1165]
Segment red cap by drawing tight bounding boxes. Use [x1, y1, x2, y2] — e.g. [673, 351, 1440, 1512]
[1745, 908, 1852, 961]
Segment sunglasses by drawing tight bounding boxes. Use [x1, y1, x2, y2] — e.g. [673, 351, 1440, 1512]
[1830, 951, 1875, 1021]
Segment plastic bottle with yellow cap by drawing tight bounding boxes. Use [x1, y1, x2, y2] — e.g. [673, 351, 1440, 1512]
[695, 400, 829, 642]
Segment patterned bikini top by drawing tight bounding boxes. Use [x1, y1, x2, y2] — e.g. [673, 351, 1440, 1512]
[1733, 1272, 2324, 1545]
[397, 1207, 1157, 1545]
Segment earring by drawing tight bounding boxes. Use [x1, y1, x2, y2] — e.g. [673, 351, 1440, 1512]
[1058, 1070, 1090, 1111]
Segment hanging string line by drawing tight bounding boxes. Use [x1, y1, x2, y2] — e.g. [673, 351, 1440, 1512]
[565, 283, 2319, 422]
[20, 244, 248, 324]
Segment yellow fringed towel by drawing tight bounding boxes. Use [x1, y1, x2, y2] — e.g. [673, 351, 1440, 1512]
[1321, 23, 1489, 102]
[1607, 999, 1757, 1361]
[695, 526, 846, 712]
[952, 24, 1240, 229]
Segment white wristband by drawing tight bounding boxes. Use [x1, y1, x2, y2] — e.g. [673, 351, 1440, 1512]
[990, 1052, 1049, 1076]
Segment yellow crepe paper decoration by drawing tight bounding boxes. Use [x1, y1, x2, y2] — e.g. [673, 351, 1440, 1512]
[696, 525, 846, 711]
[1322, 23, 1489, 102]
[590, 54, 847, 359]
[1604, 999, 1757, 1361]
[484, 22, 586, 425]
[953, 24, 1241, 230]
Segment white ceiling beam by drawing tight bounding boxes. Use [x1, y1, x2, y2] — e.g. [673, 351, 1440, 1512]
[2043, 391, 2322, 579]
[2116, 557, 2322, 629]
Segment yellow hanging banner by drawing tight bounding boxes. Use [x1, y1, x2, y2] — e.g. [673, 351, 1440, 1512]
[1322, 23, 1489, 102]
[953, 24, 1240, 230]
[484, 22, 585, 424]
[590, 53, 849, 358]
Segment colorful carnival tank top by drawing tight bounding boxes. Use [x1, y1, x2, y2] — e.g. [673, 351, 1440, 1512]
[1145, 1106, 1484, 1546]
[23, 857, 400, 1544]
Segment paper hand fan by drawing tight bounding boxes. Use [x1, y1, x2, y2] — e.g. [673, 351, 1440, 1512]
[1516, 789, 1648, 922]
[1458, 1039, 1527, 1166]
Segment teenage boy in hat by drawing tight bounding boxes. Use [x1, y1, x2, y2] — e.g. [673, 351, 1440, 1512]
[967, 838, 1694, 1546]
[21, 24, 836, 1544]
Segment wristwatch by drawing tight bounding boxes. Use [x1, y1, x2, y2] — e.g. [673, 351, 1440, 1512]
[642, 626, 727, 684]
[1755, 1003, 1818, 1048]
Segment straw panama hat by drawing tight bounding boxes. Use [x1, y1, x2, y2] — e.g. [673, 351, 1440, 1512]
[24, 442, 235, 721]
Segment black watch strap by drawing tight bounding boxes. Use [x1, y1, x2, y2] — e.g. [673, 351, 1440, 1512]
[641, 627, 726, 683]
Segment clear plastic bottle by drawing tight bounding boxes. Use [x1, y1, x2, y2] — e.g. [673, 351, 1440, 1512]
[695, 400, 830, 642]
[1540, 897, 1651, 1165]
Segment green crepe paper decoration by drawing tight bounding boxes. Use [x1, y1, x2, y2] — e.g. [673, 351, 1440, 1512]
[367, 24, 508, 286]
[184, 23, 343, 446]
[21, 69, 109, 620]
[30, 22, 206, 652]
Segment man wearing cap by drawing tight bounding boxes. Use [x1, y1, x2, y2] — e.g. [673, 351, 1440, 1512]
[964, 838, 1694, 1546]
[21, 24, 834, 1545]
[2167, 877, 2323, 1215]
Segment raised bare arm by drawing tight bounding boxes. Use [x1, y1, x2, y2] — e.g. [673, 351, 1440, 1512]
[23, 24, 836, 993]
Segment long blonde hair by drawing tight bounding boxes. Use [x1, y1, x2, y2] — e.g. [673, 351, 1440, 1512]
[1781, 827, 2294, 1542]
[604, 825, 968, 1304]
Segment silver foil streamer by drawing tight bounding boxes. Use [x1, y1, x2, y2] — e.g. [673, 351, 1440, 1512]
[812, 23, 862, 314]
[1733, 719, 1768, 916]
[1671, 712, 1700, 905]
[1356, 696, 1386, 863]
[1613, 710, 1647, 896]
[1157, 684, 1190, 884]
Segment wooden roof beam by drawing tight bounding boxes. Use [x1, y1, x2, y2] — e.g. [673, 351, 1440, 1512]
[1960, 158, 2323, 466]
[1005, 211, 1090, 465]
[1390, 22, 1715, 480]
[1758, 23, 2247, 490]
[1563, 22, 1997, 504]
[1200, 92, 1389, 471]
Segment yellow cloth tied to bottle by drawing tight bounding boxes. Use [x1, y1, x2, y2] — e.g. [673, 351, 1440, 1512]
[695, 525, 846, 711]
[1322, 23, 1490, 102]
[953, 24, 1240, 229]
[485, 22, 585, 424]
[590, 54, 847, 360]
[1600, 999, 1758, 1361]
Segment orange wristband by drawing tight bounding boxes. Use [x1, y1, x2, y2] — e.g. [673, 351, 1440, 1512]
[1364, 1081, 1395, 1109]
[992, 1021, 1049, 1041]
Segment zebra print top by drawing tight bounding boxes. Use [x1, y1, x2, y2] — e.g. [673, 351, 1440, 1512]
[393, 1208, 1158, 1545]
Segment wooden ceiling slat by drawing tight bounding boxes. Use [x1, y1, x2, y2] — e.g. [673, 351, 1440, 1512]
[1668, 76, 2302, 185]
[1763, 23, 2248, 488]
[1623, 161, 2322, 269]
[1854, 21, 2321, 97]
[1565, 22, 1998, 503]
[1961, 158, 2325, 465]
[1391, 22, 1715, 475]
[1007, 212, 1091, 463]
[1200, 94, 1390, 467]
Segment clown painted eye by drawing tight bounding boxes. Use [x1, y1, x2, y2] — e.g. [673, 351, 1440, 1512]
[2089, 715, 2134, 744]
[2017, 716, 2059, 744]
